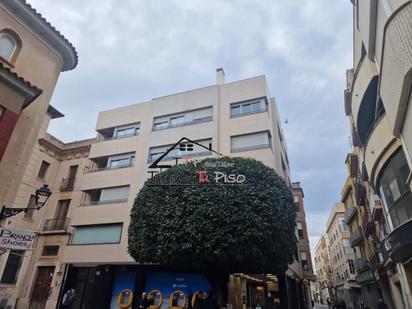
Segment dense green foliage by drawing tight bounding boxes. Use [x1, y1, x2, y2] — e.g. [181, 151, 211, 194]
[128, 157, 297, 274]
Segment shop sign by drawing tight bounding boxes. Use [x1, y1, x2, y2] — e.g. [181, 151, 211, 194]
[0, 227, 36, 250]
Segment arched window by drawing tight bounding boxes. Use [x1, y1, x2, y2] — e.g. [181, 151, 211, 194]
[0, 33, 16, 61]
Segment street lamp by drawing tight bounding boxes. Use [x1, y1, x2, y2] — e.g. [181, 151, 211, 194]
[0, 184, 52, 220]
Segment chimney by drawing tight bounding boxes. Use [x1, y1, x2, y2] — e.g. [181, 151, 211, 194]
[216, 68, 225, 85]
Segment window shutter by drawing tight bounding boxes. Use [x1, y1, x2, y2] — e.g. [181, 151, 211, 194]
[344, 89, 352, 116]
[352, 126, 362, 147]
[350, 154, 359, 178]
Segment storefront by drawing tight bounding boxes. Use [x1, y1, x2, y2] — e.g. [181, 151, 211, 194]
[59, 265, 212, 309]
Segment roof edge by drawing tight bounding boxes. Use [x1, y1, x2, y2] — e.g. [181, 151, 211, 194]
[2, 0, 78, 71]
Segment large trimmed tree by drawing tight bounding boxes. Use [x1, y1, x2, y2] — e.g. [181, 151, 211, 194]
[128, 157, 297, 301]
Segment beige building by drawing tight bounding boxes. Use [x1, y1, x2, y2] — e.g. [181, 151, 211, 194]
[1, 68, 301, 308]
[325, 203, 358, 308]
[344, 0, 412, 308]
[314, 235, 332, 304]
[0, 0, 78, 308]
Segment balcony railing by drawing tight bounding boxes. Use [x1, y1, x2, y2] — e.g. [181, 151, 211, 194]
[42, 218, 70, 232]
[356, 269, 375, 284]
[354, 257, 370, 273]
[386, 218, 412, 263]
[152, 116, 213, 131]
[85, 163, 134, 173]
[80, 198, 128, 206]
[350, 228, 364, 248]
[344, 206, 358, 225]
[60, 178, 75, 192]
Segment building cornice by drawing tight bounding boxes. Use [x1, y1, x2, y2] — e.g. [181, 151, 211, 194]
[1, 0, 78, 71]
[0, 61, 42, 107]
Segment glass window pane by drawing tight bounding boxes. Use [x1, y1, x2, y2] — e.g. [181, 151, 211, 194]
[72, 224, 122, 244]
[231, 105, 241, 116]
[251, 101, 262, 112]
[241, 104, 251, 114]
[1, 250, 23, 284]
[0, 35, 15, 61]
[170, 116, 184, 126]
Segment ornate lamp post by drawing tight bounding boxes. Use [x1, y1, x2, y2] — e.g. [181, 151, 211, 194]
[0, 184, 52, 220]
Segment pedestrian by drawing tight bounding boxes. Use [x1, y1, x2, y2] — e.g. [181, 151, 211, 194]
[340, 299, 346, 309]
[193, 291, 205, 309]
[138, 292, 150, 309]
[377, 299, 388, 309]
[61, 288, 76, 308]
[327, 297, 331, 309]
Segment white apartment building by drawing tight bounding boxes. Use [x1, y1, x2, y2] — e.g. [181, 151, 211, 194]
[1, 69, 300, 309]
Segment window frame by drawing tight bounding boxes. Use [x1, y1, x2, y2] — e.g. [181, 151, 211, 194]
[0, 250, 24, 284]
[230, 130, 272, 153]
[377, 148, 412, 228]
[71, 223, 123, 245]
[152, 106, 213, 131]
[230, 97, 268, 118]
[37, 160, 50, 179]
[0, 32, 17, 62]
[41, 245, 60, 256]
[113, 123, 139, 139]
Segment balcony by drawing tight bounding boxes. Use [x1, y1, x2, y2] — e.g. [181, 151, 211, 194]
[350, 229, 364, 248]
[386, 219, 412, 263]
[152, 116, 213, 131]
[354, 257, 370, 273]
[85, 163, 133, 173]
[345, 207, 358, 225]
[356, 269, 375, 284]
[81, 198, 128, 206]
[60, 178, 75, 192]
[42, 218, 70, 232]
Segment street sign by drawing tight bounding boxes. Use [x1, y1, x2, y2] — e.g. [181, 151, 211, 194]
[0, 227, 36, 250]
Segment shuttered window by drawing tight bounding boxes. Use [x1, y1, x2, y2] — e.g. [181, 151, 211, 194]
[100, 186, 130, 203]
[231, 131, 271, 152]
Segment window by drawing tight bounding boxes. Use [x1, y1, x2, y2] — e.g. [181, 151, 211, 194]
[152, 107, 213, 131]
[231, 131, 272, 152]
[42, 245, 59, 256]
[348, 259, 355, 274]
[230, 98, 267, 117]
[108, 153, 135, 169]
[169, 115, 185, 127]
[148, 139, 212, 162]
[294, 195, 299, 208]
[0, 33, 16, 61]
[113, 123, 139, 139]
[37, 160, 50, 179]
[99, 186, 130, 203]
[378, 148, 412, 228]
[72, 224, 123, 245]
[339, 218, 348, 232]
[1, 250, 23, 284]
[297, 222, 304, 240]
[24, 194, 36, 219]
[300, 252, 308, 270]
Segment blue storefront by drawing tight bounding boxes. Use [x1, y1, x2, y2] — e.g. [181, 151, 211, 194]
[60, 265, 212, 309]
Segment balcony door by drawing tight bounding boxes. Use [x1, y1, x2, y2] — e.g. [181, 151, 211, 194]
[54, 199, 70, 229]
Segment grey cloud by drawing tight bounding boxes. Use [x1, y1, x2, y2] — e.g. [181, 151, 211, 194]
[29, 0, 353, 256]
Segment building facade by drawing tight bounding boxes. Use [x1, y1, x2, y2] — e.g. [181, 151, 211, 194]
[292, 182, 314, 309]
[0, 68, 304, 308]
[314, 235, 332, 304]
[0, 0, 78, 308]
[343, 0, 412, 308]
[325, 203, 359, 308]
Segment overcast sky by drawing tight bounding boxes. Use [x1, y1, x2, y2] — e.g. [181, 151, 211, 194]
[29, 0, 353, 262]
